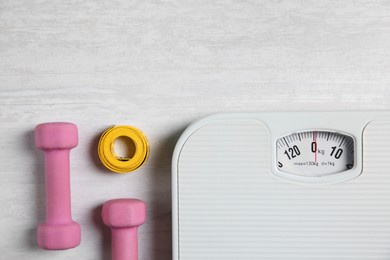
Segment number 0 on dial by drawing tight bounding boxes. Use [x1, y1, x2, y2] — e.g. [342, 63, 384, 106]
[276, 131, 355, 177]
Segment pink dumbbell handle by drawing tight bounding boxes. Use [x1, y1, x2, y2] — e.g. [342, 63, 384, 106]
[112, 227, 139, 260]
[44, 149, 72, 224]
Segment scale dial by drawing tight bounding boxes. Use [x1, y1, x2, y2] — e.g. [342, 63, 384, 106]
[276, 131, 355, 177]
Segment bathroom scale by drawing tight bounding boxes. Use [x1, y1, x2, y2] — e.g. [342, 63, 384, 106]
[172, 111, 390, 260]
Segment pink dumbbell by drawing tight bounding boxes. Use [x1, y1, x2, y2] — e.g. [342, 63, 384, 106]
[35, 122, 81, 250]
[102, 199, 146, 260]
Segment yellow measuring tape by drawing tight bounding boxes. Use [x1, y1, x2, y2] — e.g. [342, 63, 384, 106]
[98, 125, 149, 173]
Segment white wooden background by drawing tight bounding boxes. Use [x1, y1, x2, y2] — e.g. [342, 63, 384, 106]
[1, 0, 390, 259]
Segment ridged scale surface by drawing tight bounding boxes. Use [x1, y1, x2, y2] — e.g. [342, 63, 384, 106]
[178, 119, 390, 259]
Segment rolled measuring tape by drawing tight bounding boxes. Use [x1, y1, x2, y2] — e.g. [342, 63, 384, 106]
[98, 125, 149, 173]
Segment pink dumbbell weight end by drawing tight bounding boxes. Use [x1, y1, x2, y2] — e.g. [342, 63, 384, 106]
[102, 199, 146, 260]
[35, 122, 81, 250]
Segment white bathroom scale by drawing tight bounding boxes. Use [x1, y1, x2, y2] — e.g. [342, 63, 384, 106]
[172, 111, 390, 260]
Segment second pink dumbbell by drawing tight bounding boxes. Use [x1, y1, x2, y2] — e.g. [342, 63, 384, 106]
[102, 199, 146, 260]
[35, 122, 81, 250]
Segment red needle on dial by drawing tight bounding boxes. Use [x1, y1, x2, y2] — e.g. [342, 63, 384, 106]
[314, 131, 317, 162]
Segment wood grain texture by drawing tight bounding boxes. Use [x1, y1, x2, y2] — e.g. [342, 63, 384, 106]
[1, 0, 390, 259]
